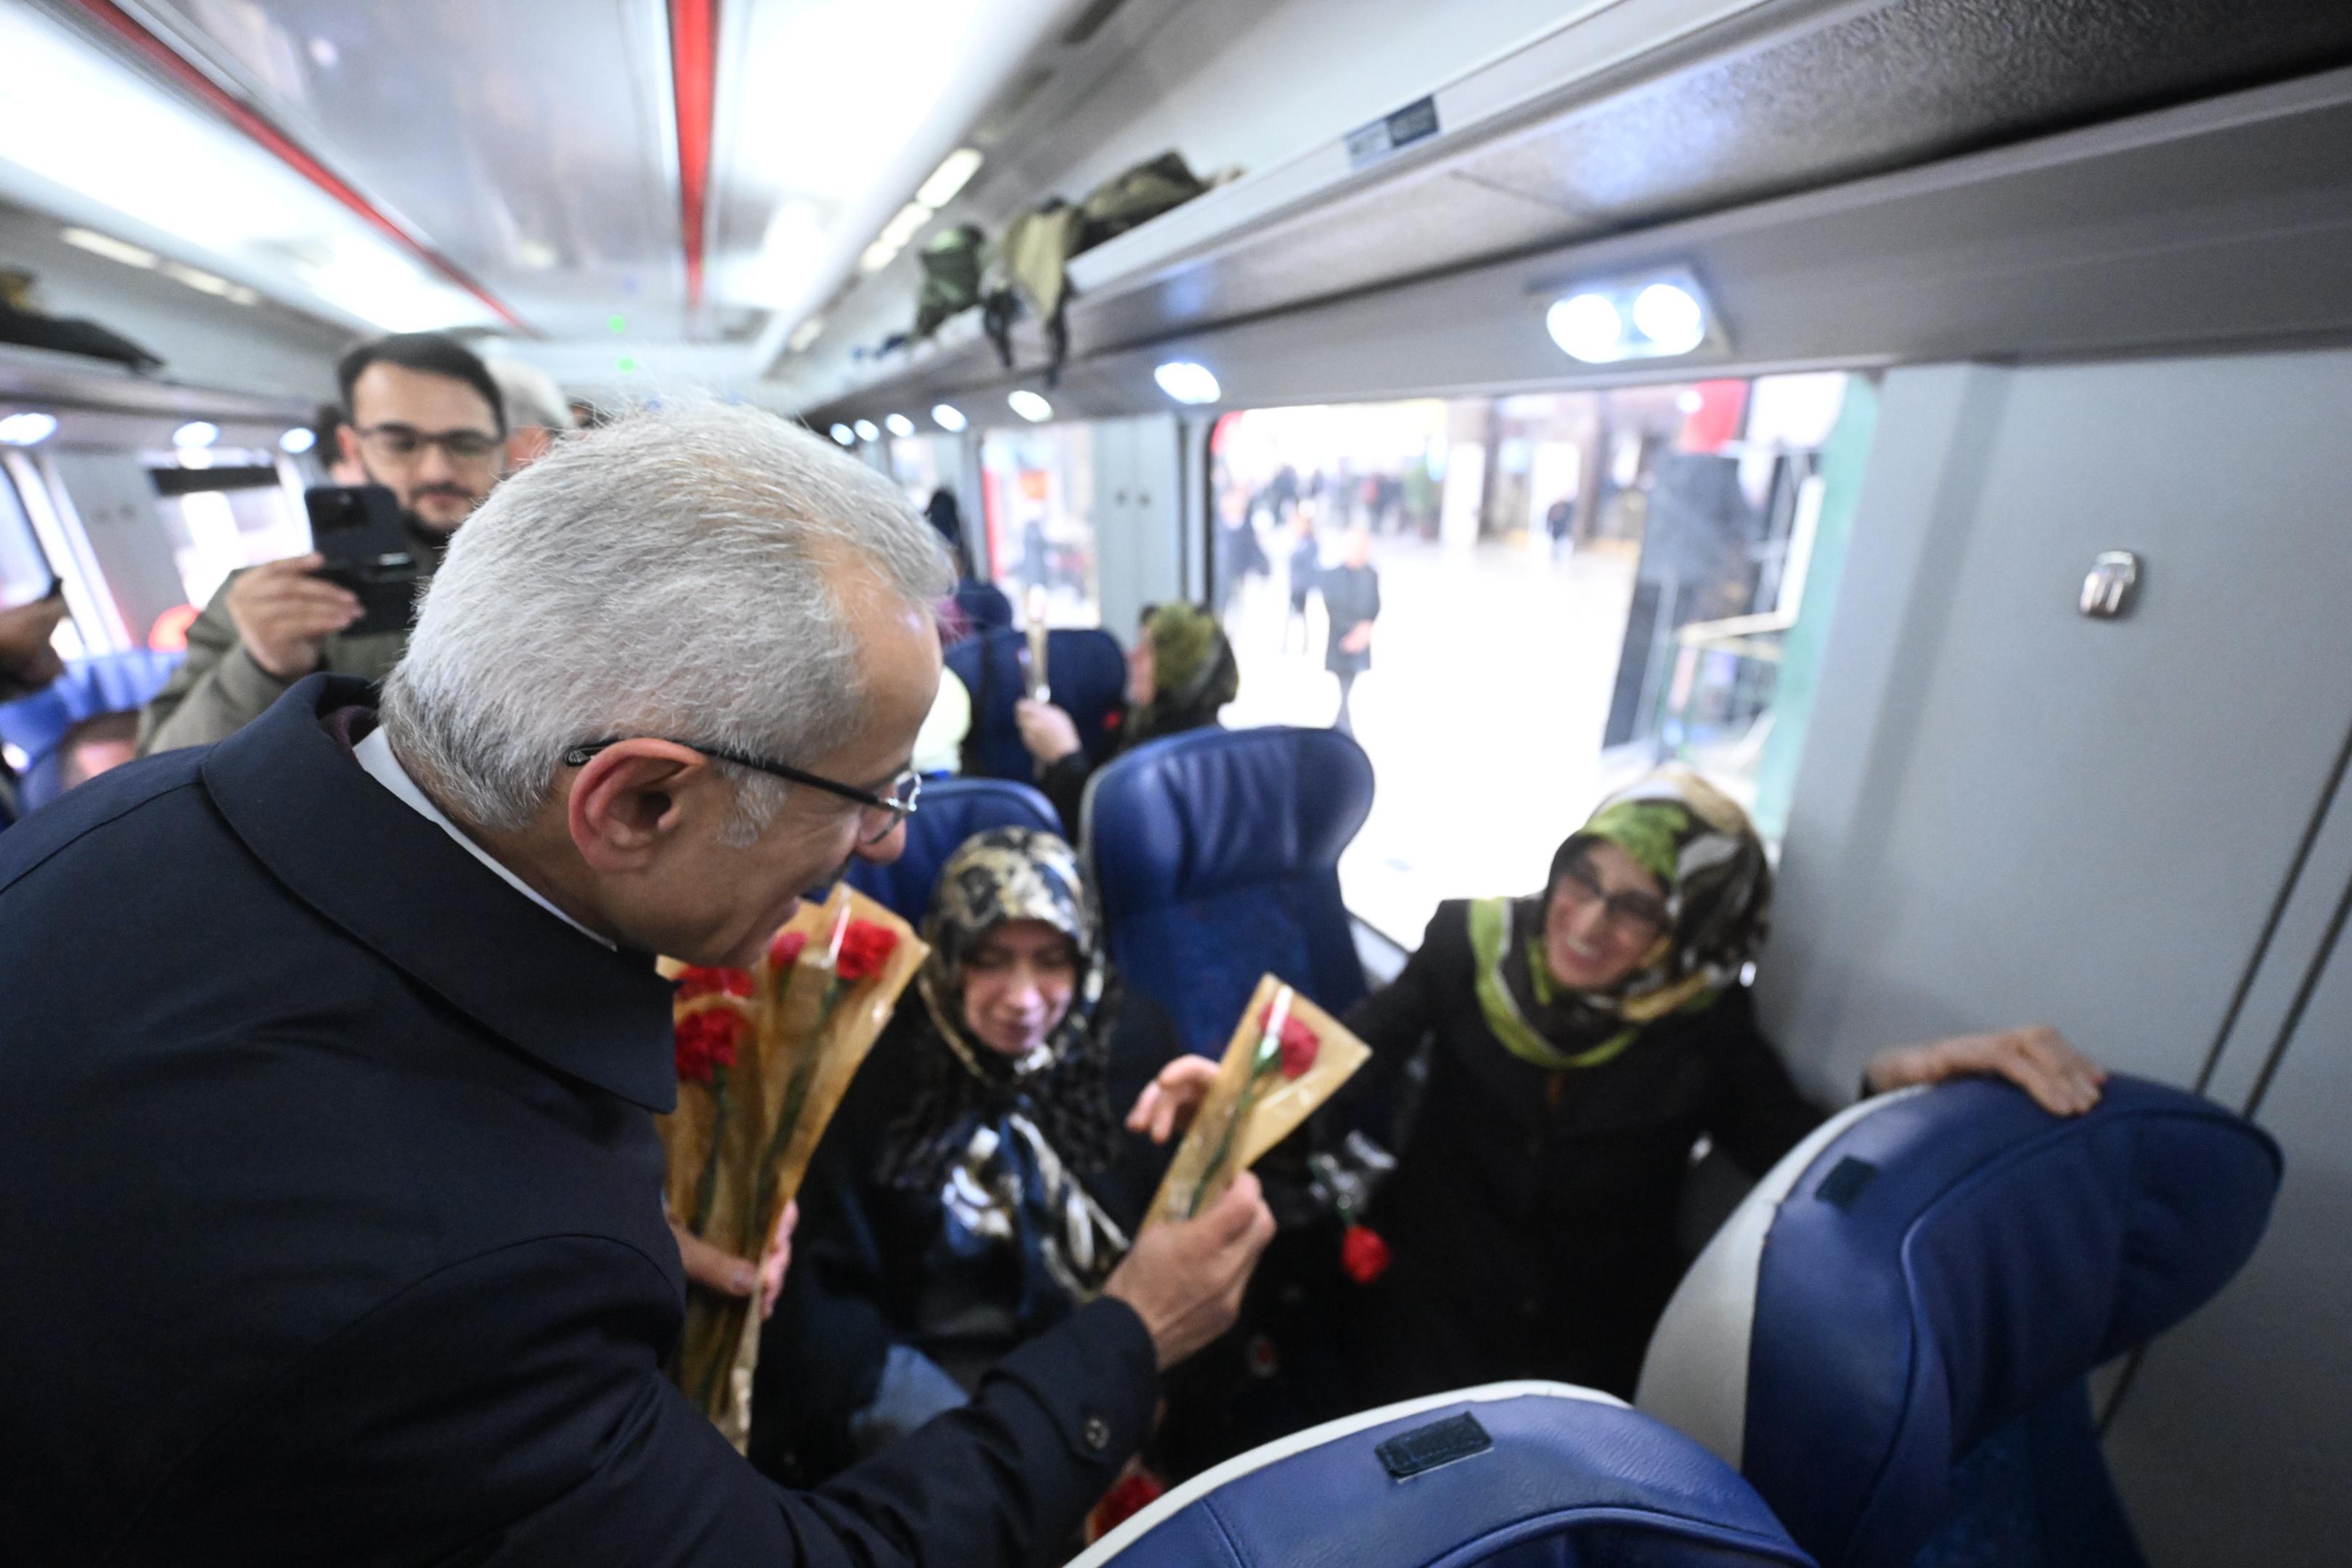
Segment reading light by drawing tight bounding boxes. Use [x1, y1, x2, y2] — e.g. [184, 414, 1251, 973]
[854, 419, 881, 442]
[1544, 270, 1717, 364]
[1546, 293, 1624, 363]
[173, 420, 220, 449]
[278, 426, 316, 454]
[830, 423, 856, 446]
[1631, 283, 1704, 355]
[1007, 390, 1052, 423]
[0, 412, 59, 445]
[931, 404, 968, 433]
[1153, 361, 1222, 405]
[885, 413, 916, 438]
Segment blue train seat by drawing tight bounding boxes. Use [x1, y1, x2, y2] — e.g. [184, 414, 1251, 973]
[1637, 1076, 2281, 1568]
[1074, 1381, 1816, 1568]
[0, 649, 183, 819]
[950, 577, 1014, 636]
[1084, 725, 1373, 1055]
[841, 775, 1063, 926]
[944, 626, 1127, 788]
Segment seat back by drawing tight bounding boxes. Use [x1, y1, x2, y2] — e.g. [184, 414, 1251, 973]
[1074, 1382, 1815, 1568]
[1637, 1077, 2282, 1568]
[841, 776, 1061, 925]
[944, 626, 1127, 787]
[0, 650, 183, 814]
[950, 577, 1014, 636]
[1085, 725, 1372, 1055]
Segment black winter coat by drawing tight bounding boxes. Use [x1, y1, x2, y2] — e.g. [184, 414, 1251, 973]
[0, 678, 1156, 1568]
[1336, 899, 1825, 1401]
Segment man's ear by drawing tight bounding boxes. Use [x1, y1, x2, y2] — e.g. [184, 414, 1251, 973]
[566, 741, 712, 873]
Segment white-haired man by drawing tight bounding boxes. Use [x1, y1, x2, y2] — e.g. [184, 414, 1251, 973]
[0, 403, 1275, 1566]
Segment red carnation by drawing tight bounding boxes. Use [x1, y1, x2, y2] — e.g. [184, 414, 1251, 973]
[1086, 1465, 1164, 1543]
[1257, 1003, 1320, 1079]
[835, 919, 899, 982]
[676, 965, 754, 1002]
[1340, 1223, 1392, 1285]
[769, 928, 809, 970]
[674, 1008, 748, 1084]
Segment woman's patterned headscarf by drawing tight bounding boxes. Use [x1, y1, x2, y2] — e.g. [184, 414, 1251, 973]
[1468, 770, 1773, 1071]
[880, 828, 1130, 1297]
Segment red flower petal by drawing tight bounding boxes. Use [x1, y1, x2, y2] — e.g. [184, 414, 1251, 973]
[674, 1008, 748, 1082]
[835, 919, 899, 982]
[1278, 1017, 1319, 1079]
[768, 928, 809, 970]
[675, 965, 754, 1001]
[1340, 1224, 1392, 1285]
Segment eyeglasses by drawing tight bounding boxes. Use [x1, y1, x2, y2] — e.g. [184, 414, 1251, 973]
[1553, 855, 1670, 945]
[355, 423, 503, 465]
[560, 739, 920, 845]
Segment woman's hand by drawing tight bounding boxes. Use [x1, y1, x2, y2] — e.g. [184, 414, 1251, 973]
[1015, 698, 1083, 765]
[1339, 622, 1373, 654]
[1864, 1026, 2106, 1116]
[668, 1200, 798, 1320]
[1125, 1055, 1222, 1144]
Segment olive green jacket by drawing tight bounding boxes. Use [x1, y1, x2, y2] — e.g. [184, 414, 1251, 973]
[136, 573, 417, 756]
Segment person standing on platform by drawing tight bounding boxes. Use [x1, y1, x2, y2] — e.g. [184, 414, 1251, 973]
[1285, 505, 1320, 655]
[1323, 527, 1381, 738]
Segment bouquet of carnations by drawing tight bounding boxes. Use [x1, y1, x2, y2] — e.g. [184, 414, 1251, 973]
[1143, 974, 1371, 1230]
[658, 883, 927, 1447]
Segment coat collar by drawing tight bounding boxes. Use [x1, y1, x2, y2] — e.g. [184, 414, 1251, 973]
[202, 676, 678, 1112]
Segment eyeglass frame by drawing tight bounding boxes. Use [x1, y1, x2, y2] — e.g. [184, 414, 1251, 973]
[353, 422, 505, 464]
[1551, 852, 1672, 946]
[560, 738, 920, 844]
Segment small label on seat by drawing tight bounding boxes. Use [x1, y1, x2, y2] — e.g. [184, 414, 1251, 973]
[1817, 1156, 1879, 1209]
[1376, 1412, 1492, 1480]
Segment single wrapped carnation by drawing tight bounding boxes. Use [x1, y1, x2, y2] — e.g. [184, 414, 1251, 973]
[1257, 1002, 1320, 1079]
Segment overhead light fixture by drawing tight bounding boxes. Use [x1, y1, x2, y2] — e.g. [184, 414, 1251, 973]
[163, 261, 238, 298]
[854, 419, 881, 442]
[222, 283, 261, 306]
[1007, 390, 1052, 423]
[915, 147, 984, 209]
[931, 403, 968, 433]
[278, 426, 316, 454]
[786, 315, 825, 354]
[885, 413, 916, 438]
[1153, 360, 1221, 405]
[173, 420, 220, 449]
[858, 237, 902, 274]
[0, 412, 59, 446]
[60, 226, 157, 269]
[829, 422, 856, 446]
[1544, 269, 1717, 364]
[878, 202, 931, 250]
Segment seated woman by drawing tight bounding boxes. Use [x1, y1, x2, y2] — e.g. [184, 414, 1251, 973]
[1132, 771, 2105, 1407]
[752, 827, 1183, 1484]
[1014, 602, 1238, 831]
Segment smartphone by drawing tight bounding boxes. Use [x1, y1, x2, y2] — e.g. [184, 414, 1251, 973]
[305, 484, 417, 638]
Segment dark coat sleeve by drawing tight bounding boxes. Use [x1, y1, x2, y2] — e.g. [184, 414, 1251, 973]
[1038, 751, 1093, 838]
[1696, 986, 1829, 1177]
[118, 1234, 1156, 1568]
[1331, 902, 1461, 1120]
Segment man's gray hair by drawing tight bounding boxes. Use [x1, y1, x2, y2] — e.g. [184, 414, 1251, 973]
[380, 400, 950, 841]
[484, 358, 576, 433]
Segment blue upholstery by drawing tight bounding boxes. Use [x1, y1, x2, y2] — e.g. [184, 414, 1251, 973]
[841, 775, 1062, 926]
[944, 627, 1127, 785]
[1078, 1384, 1815, 1568]
[0, 650, 182, 816]
[951, 578, 1014, 635]
[1085, 725, 1373, 1056]
[1645, 1077, 2279, 1568]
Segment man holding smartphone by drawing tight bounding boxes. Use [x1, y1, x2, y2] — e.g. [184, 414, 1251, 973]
[136, 332, 508, 755]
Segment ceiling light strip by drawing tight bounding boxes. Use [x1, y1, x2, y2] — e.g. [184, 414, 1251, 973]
[669, 0, 719, 312]
[65, 0, 533, 334]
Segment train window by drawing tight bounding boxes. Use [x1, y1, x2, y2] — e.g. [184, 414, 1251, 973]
[145, 459, 309, 623]
[886, 433, 954, 513]
[1209, 373, 1855, 941]
[978, 423, 1100, 627]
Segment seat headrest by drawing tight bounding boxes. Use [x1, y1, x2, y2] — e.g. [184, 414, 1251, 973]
[1074, 1382, 1815, 1568]
[840, 776, 1060, 926]
[944, 627, 1128, 785]
[1086, 726, 1373, 913]
[1638, 1076, 2279, 1568]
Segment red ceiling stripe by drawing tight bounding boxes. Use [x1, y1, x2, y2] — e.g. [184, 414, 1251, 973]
[669, 0, 719, 312]
[67, 0, 532, 334]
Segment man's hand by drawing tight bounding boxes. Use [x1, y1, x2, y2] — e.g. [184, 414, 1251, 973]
[1864, 1025, 2106, 1116]
[669, 1201, 797, 1320]
[1103, 1172, 1275, 1369]
[1125, 1055, 1222, 1144]
[1015, 698, 1083, 765]
[225, 555, 362, 679]
[1339, 623, 1373, 655]
[0, 594, 68, 690]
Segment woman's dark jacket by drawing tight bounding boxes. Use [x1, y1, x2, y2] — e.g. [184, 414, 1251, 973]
[1333, 899, 1824, 1402]
[753, 994, 1182, 1482]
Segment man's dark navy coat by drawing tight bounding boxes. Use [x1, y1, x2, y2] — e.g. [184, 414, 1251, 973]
[0, 678, 1156, 1566]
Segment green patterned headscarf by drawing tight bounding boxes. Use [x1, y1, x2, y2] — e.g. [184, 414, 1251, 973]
[1469, 771, 1772, 1071]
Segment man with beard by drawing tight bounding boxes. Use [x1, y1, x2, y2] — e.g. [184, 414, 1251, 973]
[138, 333, 507, 754]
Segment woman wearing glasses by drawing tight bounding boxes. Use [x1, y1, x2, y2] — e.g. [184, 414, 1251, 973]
[1135, 771, 2108, 1409]
[751, 827, 1183, 1485]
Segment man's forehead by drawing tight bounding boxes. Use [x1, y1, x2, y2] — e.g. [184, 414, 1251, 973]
[350, 361, 497, 430]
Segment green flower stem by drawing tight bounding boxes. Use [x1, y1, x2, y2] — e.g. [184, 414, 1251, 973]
[745, 979, 844, 1254]
[690, 1068, 730, 1235]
